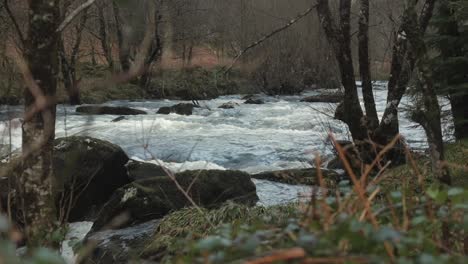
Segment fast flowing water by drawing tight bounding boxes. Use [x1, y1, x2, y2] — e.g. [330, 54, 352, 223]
[0, 82, 453, 206]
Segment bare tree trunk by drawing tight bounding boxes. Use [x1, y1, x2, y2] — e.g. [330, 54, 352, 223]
[97, 5, 114, 70]
[377, 0, 436, 141]
[139, 1, 163, 91]
[113, 0, 131, 72]
[59, 9, 87, 105]
[316, 0, 367, 142]
[403, 2, 451, 186]
[21, 0, 60, 247]
[358, 0, 378, 130]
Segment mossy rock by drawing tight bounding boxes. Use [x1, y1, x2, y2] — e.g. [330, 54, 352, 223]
[126, 160, 167, 181]
[0, 136, 131, 222]
[252, 168, 339, 186]
[92, 170, 259, 231]
[140, 202, 300, 262]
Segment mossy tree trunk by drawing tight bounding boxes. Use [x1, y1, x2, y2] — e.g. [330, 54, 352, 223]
[20, 0, 60, 247]
[404, 2, 451, 186]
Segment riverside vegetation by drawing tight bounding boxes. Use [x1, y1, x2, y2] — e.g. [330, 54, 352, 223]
[1, 0, 468, 263]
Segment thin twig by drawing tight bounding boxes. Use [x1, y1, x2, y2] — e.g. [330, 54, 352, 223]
[223, 4, 318, 74]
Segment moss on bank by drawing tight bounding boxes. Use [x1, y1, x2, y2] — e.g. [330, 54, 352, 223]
[138, 140, 468, 264]
[380, 139, 468, 191]
[140, 202, 301, 263]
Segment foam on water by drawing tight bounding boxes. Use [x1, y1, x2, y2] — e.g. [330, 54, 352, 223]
[1, 85, 453, 169]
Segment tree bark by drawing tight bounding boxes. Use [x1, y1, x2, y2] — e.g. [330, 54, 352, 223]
[316, 0, 366, 143]
[21, 0, 60, 247]
[113, 0, 131, 72]
[139, 1, 163, 90]
[97, 6, 114, 70]
[59, 9, 87, 105]
[358, 0, 379, 130]
[377, 0, 436, 142]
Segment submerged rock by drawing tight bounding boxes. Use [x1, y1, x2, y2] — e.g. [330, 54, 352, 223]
[300, 93, 343, 103]
[157, 103, 195, 115]
[244, 98, 264, 104]
[252, 168, 339, 186]
[92, 170, 259, 230]
[218, 101, 239, 109]
[76, 105, 147, 115]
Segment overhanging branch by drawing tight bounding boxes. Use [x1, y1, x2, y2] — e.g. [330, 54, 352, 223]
[57, 0, 97, 33]
[223, 4, 318, 74]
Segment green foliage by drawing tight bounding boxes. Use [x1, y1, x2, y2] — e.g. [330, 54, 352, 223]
[140, 140, 468, 263]
[0, 215, 65, 264]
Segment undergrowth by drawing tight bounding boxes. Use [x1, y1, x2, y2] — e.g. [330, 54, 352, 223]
[140, 138, 468, 264]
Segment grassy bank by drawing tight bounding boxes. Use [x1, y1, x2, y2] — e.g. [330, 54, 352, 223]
[137, 140, 468, 263]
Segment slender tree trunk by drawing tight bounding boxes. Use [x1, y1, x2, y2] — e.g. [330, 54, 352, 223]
[97, 6, 114, 70]
[58, 9, 86, 106]
[21, 0, 60, 247]
[358, 0, 378, 130]
[113, 0, 131, 72]
[139, 3, 163, 90]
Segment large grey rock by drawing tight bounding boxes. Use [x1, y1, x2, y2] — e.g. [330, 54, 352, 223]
[92, 170, 259, 230]
[76, 105, 147, 115]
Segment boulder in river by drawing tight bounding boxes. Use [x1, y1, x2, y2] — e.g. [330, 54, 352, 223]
[244, 98, 264, 105]
[218, 101, 239, 109]
[157, 103, 195, 115]
[54, 137, 132, 221]
[252, 168, 339, 186]
[300, 93, 343, 103]
[125, 160, 168, 181]
[92, 170, 259, 230]
[0, 136, 131, 222]
[76, 105, 147, 115]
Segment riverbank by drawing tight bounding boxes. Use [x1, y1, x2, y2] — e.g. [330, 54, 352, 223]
[1, 66, 336, 106]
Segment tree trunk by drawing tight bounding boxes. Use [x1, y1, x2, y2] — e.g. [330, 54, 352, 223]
[113, 0, 131, 72]
[139, 5, 163, 91]
[358, 0, 379, 130]
[97, 6, 114, 70]
[451, 94, 468, 140]
[21, 0, 60, 247]
[316, 0, 366, 143]
[377, 0, 436, 141]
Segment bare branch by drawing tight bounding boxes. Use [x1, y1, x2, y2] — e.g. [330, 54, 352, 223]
[3, 0, 25, 45]
[56, 0, 97, 32]
[223, 4, 318, 74]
